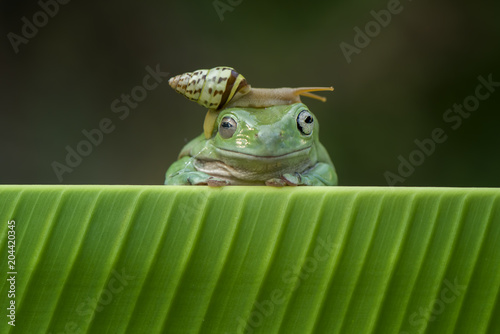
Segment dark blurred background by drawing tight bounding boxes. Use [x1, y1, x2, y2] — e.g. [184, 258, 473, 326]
[1, 0, 499, 186]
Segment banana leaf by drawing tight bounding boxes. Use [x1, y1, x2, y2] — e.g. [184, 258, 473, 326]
[0, 186, 499, 333]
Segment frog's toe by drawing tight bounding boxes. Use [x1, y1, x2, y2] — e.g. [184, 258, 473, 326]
[207, 177, 230, 187]
[265, 178, 287, 187]
[185, 173, 212, 185]
[281, 173, 302, 186]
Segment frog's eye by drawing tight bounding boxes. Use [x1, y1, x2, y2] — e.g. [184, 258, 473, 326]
[219, 116, 237, 139]
[297, 110, 314, 135]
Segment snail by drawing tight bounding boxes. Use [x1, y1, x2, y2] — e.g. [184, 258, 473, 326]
[168, 66, 333, 138]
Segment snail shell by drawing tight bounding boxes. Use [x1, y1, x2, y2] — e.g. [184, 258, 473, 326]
[168, 66, 251, 110]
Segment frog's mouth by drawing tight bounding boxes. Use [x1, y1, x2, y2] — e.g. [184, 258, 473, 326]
[196, 145, 315, 181]
[215, 146, 312, 160]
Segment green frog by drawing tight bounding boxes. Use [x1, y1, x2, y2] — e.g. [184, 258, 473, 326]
[165, 103, 337, 186]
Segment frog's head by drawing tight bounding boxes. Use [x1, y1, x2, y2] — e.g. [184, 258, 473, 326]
[210, 103, 319, 165]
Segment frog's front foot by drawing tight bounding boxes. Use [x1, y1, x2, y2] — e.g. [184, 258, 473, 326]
[265, 163, 337, 186]
[265, 178, 287, 187]
[265, 173, 301, 187]
[206, 177, 230, 187]
[165, 170, 229, 186]
[165, 156, 229, 186]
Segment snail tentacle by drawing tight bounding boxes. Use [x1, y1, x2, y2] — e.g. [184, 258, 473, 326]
[292, 87, 334, 102]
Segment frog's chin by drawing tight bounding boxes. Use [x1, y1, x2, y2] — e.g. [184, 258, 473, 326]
[214, 146, 312, 160]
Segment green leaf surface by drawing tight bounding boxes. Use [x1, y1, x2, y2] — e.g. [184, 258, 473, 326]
[0, 186, 499, 334]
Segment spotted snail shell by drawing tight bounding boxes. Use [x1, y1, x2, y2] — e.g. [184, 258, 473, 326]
[168, 66, 251, 111]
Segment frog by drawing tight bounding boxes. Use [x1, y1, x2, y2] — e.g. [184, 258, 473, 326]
[164, 102, 337, 186]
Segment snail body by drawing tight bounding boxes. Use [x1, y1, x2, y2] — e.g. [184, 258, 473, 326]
[224, 87, 333, 109]
[168, 66, 333, 138]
